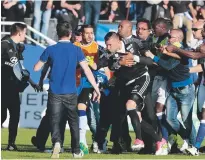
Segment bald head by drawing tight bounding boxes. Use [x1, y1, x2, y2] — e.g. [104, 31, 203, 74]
[193, 21, 204, 29]
[171, 29, 184, 42]
[118, 20, 133, 38]
[192, 21, 204, 40]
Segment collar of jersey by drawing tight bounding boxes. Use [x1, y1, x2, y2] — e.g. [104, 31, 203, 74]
[58, 40, 70, 43]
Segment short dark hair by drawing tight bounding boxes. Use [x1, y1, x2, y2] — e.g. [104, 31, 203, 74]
[137, 18, 152, 29]
[152, 18, 168, 30]
[81, 25, 93, 33]
[56, 21, 72, 38]
[104, 32, 119, 42]
[10, 23, 27, 36]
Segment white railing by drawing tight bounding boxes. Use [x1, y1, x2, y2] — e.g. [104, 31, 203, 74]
[1, 21, 57, 48]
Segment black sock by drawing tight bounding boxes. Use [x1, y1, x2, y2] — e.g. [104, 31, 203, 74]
[128, 110, 142, 140]
[141, 120, 161, 142]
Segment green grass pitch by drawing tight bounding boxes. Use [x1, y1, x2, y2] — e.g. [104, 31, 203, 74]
[1, 128, 205, 159]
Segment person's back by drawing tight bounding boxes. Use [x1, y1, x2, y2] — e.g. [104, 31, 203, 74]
[34, 21, 100, 159]
[44, 42, 83, 94]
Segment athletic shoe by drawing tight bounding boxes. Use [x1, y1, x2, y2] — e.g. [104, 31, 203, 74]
[44, 147, 64, 153]
[111, 142, 122, 154]
[179, 139, 189, 153]
[31, 136, 45, 152]
[186, 146, 199, 156]
[73, 150, 84, 158]
[167, 134, 177, 153]
[199, 146, 205, 153]
[31, 136, 37, 147]
[97, 140, 108, 154]
[51, 142, 61, 159]
[79, 142, 89, 155]
[92, 141, 98, 153]
[155, 138, 168, 155]
[131, 139, 145, 151]
[6, 144, 18, 151]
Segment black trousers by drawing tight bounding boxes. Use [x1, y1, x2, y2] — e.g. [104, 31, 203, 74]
[1, 81, 20, 145]
[34, 108, 67, 150]
[95, 90, 114, 145]
[109, 85, 132, 146]
[47, 92, 79, 154]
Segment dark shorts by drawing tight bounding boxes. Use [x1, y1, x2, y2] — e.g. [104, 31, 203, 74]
[78, 88, 94, 106]
[121, 73, 150, 111]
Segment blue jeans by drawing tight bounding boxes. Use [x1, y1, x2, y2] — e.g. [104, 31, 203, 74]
[84, 1, 101, 29]
[166, 84, 196, 145]
[33, 0, 51, 39]
[87, 100, 100, 141]
[47, 92, 80, 154]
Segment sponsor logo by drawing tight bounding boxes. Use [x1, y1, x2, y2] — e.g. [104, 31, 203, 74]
[10, 57, 18, 64]
[5, 61, 15, 67]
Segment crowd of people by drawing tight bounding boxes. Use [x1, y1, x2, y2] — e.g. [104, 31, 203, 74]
[1, 0, 205, 45]
[1, 0, 205, 159]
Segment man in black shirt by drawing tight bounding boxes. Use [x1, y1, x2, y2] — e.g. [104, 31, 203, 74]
[1, 23, 39, 151]
[105, 32, 166, 155]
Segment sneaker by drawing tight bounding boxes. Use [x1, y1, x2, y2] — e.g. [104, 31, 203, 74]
[73, 150, 84, 158]
[31, 136, 37, 147]
[6, 144, 18, 151]
[167, 134, 177, 153]
[186, 146, 199, 156]
[131, 139, 145, 151]
[199, 146, 205, 153]
[44, 147, 64, 153]
[31, 136, 45, 151]
[51, 142, 61, 159]
[92, 141, 98, 153]
[79, 142, 89, 155]
[111, 142, 122, 154]
[97, 140, 108, 154]
[179, 139, 189, 153]
[155, 138, 168, 155]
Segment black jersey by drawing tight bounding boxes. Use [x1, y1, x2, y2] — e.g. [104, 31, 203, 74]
[1, 37, 19, 82]
[109, 37, 151, 82]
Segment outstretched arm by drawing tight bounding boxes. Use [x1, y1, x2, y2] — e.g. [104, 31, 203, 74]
[166, 45, 205, 59]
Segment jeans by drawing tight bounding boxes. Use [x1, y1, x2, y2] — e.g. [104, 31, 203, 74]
[87, 100, 100, 141]
[84, 1, 101, 30]
[198, 84, 205, 113]
[47, 92, 80, 154]
[34, 109, 67, 150]
[166, 84, 196, 145]
[33, 0, 51, 40]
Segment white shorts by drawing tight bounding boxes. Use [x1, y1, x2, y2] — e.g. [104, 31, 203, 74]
[151, 76, 168, 105]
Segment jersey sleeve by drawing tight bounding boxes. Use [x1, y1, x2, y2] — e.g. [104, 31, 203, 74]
[77, 47, 86, 63]
[40, 48, 50, 63]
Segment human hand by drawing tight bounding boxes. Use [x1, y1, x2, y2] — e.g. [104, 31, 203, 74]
[166, 45, 178, 53]
[72, 9, 78, 18]
[145, 50, 155, 59]
[92, 89, 101, 103]
[73, 4, 81, 10]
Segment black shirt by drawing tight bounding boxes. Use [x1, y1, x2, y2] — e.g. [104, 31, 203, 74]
[109, 36, 151, 83]
[169, 1, 191, 14]
[1, 37, 19, 82]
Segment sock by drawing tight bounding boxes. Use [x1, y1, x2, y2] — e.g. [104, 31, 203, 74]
[141, 120, 161, 142]
[157, 112, 169, 141]
[127, 109, 142, 140]
[195, 120, 205, 149]
[79, 110, 87, 146]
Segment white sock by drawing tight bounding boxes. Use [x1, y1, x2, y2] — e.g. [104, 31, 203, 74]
[79, 116, 87, 146]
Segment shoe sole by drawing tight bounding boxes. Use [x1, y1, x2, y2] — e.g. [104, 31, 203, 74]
[51, 147, 60, 159]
